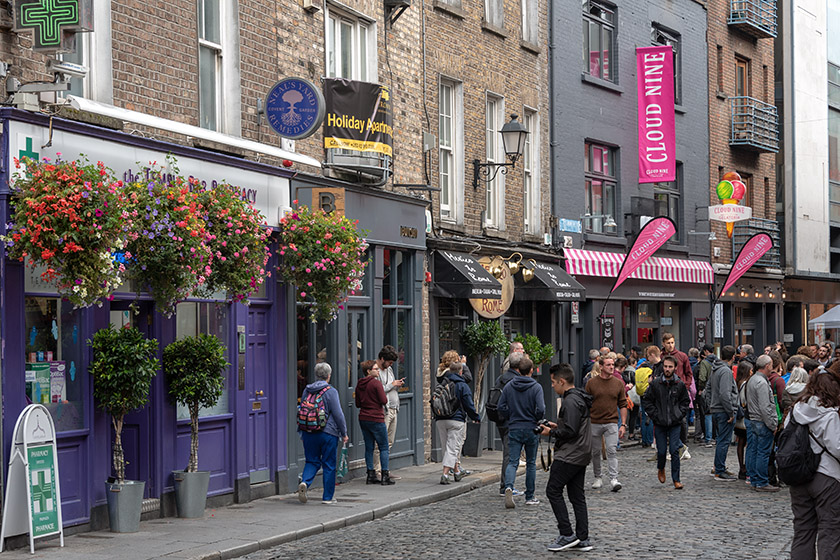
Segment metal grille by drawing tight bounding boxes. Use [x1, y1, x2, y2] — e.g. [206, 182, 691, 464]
[731, 218, 781, 268]
[729, 96, 779, 153]
[728, 0, 776, 38]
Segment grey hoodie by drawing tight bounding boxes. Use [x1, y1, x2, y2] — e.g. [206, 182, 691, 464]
[708, 358, 738, 417]
[785, 397, 840, 482]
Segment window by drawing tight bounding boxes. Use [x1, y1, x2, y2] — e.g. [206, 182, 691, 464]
[738, 172, 753, 210]
[582, 0, 616, 83]
[523, 109, 540, 233]
[829, 63, 840, 109]
[485, 0, 503, 29]
[652, 25, 681, 105]
[735, 57, 750, 97]
[60, 33, 90, 98]
[382, 249, 413, 388]
[175, 302, 230, 419]
[584, 141, 617, 234]
[521, 0, 538, 44]
[485, 95, 505, 229]
[327, 8, 374, 82]
[828, 107, 840, 220]
[653, 162, 682, 242]
[198, 0, 222, 131]
[716, 46, 724, 93]
[439, 80, 463, 223]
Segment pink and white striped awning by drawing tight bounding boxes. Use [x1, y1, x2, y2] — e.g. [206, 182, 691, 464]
[564, 248, 714, 284]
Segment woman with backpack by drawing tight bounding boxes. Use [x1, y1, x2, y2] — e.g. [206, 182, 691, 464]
[356, 360, 396, 486]
[434, 361, 481, 485]
[784, 367, 840, 559]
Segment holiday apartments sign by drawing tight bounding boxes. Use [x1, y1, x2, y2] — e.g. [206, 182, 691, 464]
[323, 78, 394, 157]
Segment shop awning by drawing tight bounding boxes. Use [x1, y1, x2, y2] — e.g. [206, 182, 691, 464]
[564, 248, 714, 284]
[433, 251, 502, 299]
[516, 261, 586, 301]
[808, 306, 840, 329]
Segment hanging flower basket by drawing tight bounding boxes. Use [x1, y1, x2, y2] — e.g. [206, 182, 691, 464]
[3, 156, 126, 308]
[197, 181, 271, 304]
[277, 202, 368, 322]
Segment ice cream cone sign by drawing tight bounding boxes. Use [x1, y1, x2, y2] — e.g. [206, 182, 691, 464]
[711, 172, 750, 238]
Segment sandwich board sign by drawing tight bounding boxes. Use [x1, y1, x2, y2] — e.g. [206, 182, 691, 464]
[0, 404, 64, 553]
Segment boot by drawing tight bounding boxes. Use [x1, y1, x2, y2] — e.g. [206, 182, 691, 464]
[366, 469, 380, 484]
[380, 470, 396, 485]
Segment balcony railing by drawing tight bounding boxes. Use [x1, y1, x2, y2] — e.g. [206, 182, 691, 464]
[730, 96, 779, 153]
[728, 0, 777, 38]
[732, 218, 781, 269]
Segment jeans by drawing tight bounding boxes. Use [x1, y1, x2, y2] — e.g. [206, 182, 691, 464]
[713, 412, 735, 475]
[546, 460, 588, 541]
[789, 473, 840, 560]
[300, 430, 339, 501]
[497, 425, 510, 491]
[654, 424, 682, 483]
[505, 429, 539, 499]
[746, 419, 774, 487]
[373, 408, 398, 473]
[639, 403, 654, 446]
[590, 423, 619, 480]
[360, 420, 389, 471]
[704, 413, 714, 443]
[744, 418, 756, 481]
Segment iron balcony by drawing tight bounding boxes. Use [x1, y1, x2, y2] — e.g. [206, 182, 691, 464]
[729, 96, 779, 153]
[728, 0, 777, 39]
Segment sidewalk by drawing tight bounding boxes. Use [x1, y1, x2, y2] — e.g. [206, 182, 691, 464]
[2, 452, 509, 560]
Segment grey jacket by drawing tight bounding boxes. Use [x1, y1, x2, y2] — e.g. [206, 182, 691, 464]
[708, 359, 738, 417]
[745, 372, 778, 432]
[378, 365, 400, 410]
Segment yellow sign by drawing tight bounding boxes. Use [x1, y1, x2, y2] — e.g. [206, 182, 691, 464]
[470, 256, 514, 318]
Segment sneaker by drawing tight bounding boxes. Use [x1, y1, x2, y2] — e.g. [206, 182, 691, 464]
[297, 481, 308, 503]
[459, 469, 472, 477]
[745, 479, 752, 486]
[499, 487, 506, 496]
[754, 484, 780, 492]
[440, 474, 451, 485]
[511, 488, 524, 496]
[591, 477, 603, 489]
[525, 498, 540, 505]
[321, 499, 338, 504]
[714, 473, 738, 481]
[573, 539, 594, 552]
[547, 535, 580, 552]
[705, 441, 715, 448]
[610, 479, 622, 492]
[453, 470, 463, 482]
[504, 487, 515, 509]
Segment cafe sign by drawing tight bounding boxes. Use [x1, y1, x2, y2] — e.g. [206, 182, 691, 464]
[470, 256, 514, 319]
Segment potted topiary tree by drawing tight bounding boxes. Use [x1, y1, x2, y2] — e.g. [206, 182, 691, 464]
[89, 325, 159, 533]
[460, 320, 509, 456]
[513, 333, 555, 375]
[162, 334, 228, 518]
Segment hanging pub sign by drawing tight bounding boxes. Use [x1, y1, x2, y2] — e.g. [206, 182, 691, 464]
[469, 256, 514, 319]
[0, 404, 64, 553]
[600, 315, 615, 350]
[323, 78, 393, 157]
[13, 0, 94, 52]
[636, 45, 676, 183]
[265, 77, 325, 140]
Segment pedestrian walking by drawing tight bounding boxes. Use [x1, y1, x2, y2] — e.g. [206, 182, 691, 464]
[373, 345, 403, 479]
[497, 357, 545, 508]
[585, 354, 627, 492]
[695, 344, 716, 446]
[643, 355, 690, 489]
[355, 360, 396, 486]
[735, 361, 752, 481]
[661, 333, 694, 458]
[434, 361, 481, 484]
[543, 363, 594, 553]
[744, 355, 780, 492]
[786, 367, 840, 560]
[635, 346, 659, 448]
[490, 351, 523, 496]
[297, 362, 349, 505]
[709, 345, 739, 481]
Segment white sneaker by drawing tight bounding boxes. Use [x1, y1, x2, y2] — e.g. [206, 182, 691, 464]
[297, 482, 308, 503]
[591, 477, 603, 489]
[610, 479, 622, 492]
[525, 498, 540, 505]
[504, 487, 515, 509]
[321, 499, 338, 504]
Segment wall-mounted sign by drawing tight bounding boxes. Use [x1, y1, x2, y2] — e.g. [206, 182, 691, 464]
[323, 78, 393, 157]
[695, 318, 708, 347]
[265, 78, 325, 140]
[311, 187, 345, 216]
[470, 256, 514, 319]
[709, 204, 752, 223]
[600, 315, 615, 350]
[0, 404, 64, 553]
[636, 45, 676, 183]
[570, 302, 580, 324]
[556, 218, 582, 233]
[714, 303, 724, 339]
[14, 0, 93, 52]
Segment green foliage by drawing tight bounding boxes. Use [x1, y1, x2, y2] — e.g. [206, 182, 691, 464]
[461, 320, 509, 406]
[514, 333, 555, 365]
[163, 334, 228, 411]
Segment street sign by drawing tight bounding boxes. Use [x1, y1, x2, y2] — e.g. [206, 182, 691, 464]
[0, 404, 64, 553]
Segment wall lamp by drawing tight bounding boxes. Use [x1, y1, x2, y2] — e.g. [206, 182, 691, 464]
[472, 114, 529, 189]
[580, 213, 617, 228]
[689, 230, 717, 241]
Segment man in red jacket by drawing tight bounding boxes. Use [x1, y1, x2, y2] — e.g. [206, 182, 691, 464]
[662, 333, 694, 458]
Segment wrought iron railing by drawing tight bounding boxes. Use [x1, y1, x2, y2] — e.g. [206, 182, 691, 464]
[732, 218, 781, 268]
[730, 96, 779, 153]
[728, 0, 776, 38]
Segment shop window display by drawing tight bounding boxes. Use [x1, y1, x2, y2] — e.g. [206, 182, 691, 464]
[175, 301, 230, 419]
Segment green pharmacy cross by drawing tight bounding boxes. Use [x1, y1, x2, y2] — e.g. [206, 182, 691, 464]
[30, 470, 53, 514]
[14, 0, 93, 53]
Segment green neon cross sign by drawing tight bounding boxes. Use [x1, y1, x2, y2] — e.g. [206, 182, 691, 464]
[16, 0, 79, 50]
[19, 137, 39, 161]
[31, 470, 53, 513]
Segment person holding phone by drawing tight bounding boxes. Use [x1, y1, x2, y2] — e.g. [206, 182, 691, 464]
[373, 345, 403, 479]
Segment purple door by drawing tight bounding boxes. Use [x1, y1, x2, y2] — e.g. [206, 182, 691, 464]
[247, 307, 271, 483]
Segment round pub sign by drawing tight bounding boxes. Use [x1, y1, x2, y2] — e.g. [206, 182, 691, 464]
[470, 256, 514, 319]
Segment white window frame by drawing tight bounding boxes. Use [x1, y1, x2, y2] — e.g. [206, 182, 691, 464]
[196, 0, 241, 135]
[59, 0, 114, 103]
[439, 79, 464, 224]
[198, 0, 223, 132]
[485, 94, 505, 230]
[521, 0, 538, 44]
[485, 0, 504, 28]
[523, 108, 540, 234]
[325, 5, 376, 83]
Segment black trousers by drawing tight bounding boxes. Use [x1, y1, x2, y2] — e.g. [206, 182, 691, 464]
[497, 425, 509, 491]
[694, 395, 706, 440]
[546, 459, 588, 541]
[789, 472, 840, 560]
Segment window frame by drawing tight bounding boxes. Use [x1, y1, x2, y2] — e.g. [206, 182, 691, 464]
[439, 78, 464, 224]
[485, 0, 504, 29]
[521, 0, 538, 44]
[522, 108, 540, 234]
[325, 5, 376, 83]
[583, 140, 618, 235]
[198, 0, 223, 132]
[651, 24, 681, 105]
[735, 56, 751, 98]
[652, 162, 683, 244]
[582, 0, 617, 83]
[485, 93, 505, 230]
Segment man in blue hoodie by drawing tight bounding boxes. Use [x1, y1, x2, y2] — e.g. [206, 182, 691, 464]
[498, 357, 545, 509]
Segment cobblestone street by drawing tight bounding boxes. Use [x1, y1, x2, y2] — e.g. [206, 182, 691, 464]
[245, 442, 794, 560]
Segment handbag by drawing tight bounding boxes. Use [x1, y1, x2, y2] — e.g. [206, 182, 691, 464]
[336, 442, 349, 479]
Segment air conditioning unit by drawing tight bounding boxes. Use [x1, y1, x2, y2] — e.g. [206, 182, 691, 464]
[302, 0, 321, 13]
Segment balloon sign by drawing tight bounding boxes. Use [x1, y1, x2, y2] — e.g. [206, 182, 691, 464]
[711, 171, 751, 238]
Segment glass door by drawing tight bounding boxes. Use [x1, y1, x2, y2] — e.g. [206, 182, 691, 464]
[346, 308, 368, 462]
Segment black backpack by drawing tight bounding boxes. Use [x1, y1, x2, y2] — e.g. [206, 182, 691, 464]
[776, 409, 833, 486]
[431, 378, 461, 419]
[485, 374, 515, 423]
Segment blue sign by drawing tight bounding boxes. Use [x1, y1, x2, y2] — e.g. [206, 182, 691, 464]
[557, 218, 582, 233]
[265, 78, 325, 140]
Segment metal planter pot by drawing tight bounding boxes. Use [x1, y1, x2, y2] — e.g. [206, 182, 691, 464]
[173, 470, 210, 518]
[105, 480, 145, 533]
[462, 420, 486, 457]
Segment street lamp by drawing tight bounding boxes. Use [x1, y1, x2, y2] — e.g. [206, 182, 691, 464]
[580, 213, 617, 228]
[472, 114, 530, 189]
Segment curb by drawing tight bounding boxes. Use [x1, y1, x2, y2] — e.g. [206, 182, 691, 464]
[191, 470, 501, 560]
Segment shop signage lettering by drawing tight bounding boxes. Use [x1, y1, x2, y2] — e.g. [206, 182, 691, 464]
[122, 168, 258, 204]
[323, 79, 394, 157]
[265, 77, 325, 140]
[600, 315, 615, 350]
[612, 216, 676, 293]
[470, 256, 514, 319]
[636, 45, 676, 183]
[718, 233, 774, 296]
[709, 204, 752, 223]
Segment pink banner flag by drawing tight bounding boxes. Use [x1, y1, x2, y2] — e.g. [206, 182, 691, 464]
[612, 217, 676, 293]
[718, 233, 774, 297]
[637, 45, 676, 183]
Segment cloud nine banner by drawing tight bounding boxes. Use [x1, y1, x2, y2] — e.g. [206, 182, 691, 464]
[718, 233, 774, 298]
[323, 78, 393, 157]
[612, 216, 676, 292]
[636, 45, 676, 183]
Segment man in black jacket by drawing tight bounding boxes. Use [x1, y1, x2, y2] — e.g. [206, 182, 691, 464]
[541, 363, 595, 553]
[642, 355, 691, 489]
